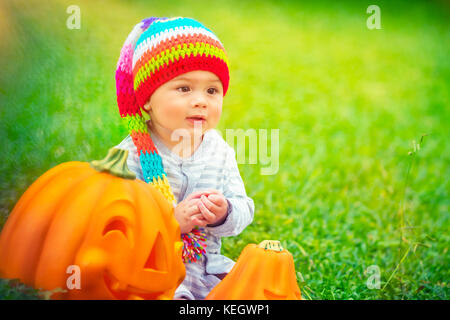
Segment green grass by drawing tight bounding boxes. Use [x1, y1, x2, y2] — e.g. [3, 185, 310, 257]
[0, 0, 448, 299]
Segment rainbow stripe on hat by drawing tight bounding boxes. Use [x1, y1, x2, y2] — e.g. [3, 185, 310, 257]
[132, 17, 230, 108]
[115, 17, 230, 263]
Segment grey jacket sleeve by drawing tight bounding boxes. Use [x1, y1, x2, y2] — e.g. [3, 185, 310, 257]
[206, 147, 255, 237]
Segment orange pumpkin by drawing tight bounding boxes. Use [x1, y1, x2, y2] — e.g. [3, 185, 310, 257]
[205, 240, 302, 300]
[0, 148, 185, 299]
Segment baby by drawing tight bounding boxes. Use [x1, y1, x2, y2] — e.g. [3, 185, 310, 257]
[114, 17, 255, 300]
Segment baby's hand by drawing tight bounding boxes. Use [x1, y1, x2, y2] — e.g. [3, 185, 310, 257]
[174, 193, 209, 234]
[196, 190, 229, 227]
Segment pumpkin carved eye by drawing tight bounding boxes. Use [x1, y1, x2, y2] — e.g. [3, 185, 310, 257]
[102, 218, 134, 248]
[144, 232, 168, 273]
[103, 219, 127, 237]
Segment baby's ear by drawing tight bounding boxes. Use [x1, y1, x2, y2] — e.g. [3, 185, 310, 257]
[143, 101, 151, 112]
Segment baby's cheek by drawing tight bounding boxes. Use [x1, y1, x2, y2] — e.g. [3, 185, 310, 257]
[214, 106, 222, 125]
[165, 106, 185, 127]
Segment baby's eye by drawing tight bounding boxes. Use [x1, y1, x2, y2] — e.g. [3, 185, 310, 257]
[177, 86, 190, 93]
[207, 88, 218, 95]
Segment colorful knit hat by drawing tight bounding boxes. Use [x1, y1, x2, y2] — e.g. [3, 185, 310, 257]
[115, 17, 230, 263]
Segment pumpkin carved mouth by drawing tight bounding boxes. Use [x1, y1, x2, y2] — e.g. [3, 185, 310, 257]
[103, 271, 162, 300]
[102, 230, 170, 300]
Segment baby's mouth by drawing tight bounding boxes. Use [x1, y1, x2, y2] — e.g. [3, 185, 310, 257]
[186, 115, 206, 120]
[186, 116, 206, 125]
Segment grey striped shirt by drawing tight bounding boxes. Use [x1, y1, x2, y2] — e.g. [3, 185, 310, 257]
[115, 126, 255, 275]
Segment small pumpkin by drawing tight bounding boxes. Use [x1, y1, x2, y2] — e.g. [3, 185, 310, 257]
[205, 240, 302, 300]
[0, 147, 185, 299]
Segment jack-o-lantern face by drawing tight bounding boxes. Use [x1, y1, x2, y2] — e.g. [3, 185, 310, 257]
[0, 148, 185, 299]
[205, 240, 302, 300]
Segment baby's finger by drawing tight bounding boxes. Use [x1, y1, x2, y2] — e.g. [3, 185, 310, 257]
[186, 189, 222, 201]
[200, 211, 215, 224]
[191, 214, 208, 227]
[201, 194, 220, 213]
[190, 213, 204, 220]
[203, 189, 222, 196]
[185, 190, 210, 201]
[198, 200, 216, 223]
[207, 194, 226, 207]
[185, 202, 201, 216]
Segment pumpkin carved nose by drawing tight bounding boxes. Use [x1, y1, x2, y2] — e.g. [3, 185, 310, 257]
[144, 232, 168, 272]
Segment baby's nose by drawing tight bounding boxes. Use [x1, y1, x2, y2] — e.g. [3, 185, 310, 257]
[192, 96, 208, 108]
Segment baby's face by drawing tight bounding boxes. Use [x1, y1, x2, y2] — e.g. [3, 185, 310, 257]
[144, 70, 223, 139]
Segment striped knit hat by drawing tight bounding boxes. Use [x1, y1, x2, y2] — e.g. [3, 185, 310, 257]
[115, 17, 230, 263]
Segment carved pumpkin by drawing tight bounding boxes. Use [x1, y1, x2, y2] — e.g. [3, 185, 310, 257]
[205, 240, 302, 300]
[0, 148, 185, 299]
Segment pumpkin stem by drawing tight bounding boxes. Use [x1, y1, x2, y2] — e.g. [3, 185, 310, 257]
[89, 147, 136, 180]
[258, 240, 283, 252]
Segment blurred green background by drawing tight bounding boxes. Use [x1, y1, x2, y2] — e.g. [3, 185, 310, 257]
[0, 0, 448, 299]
